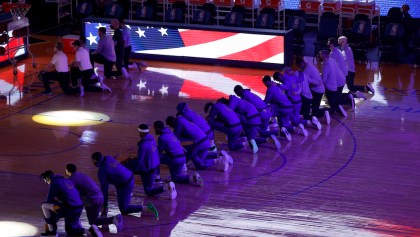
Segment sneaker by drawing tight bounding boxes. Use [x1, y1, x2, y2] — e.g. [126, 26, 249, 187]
[366, 83, 375, 94]
[208, 146, 217, 153]
[338, 105, 347, 117]
[355, 91, 367, 100]
[280, 127, 292, 142]
[113, 214, 123, 232]
[190, 172, 204, 187]
[40, 230, 57, 237]
[349, 94, 355, 110]
[146, 202, 159, 219]
[186, 160, 195, 169]
[220, 150, 233, 165]
[311, 116, 322, 130]
[122, 67, 131, 79]
[79, 85, 85, 97]
[99, 78, 112, 93]
[88, 224, 103, 237]
[217, 156, 229, 172]
[269, 134, 281, 150]
[296, 124, 308, 137]
[250, 139, 258, 153]
[166, 182, 177, 200]
[324, 111, 331, 125]
[42, 91, 52, 95]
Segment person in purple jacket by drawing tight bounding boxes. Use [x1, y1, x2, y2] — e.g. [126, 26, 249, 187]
[233, 85, 272, 137]
[176, 102, 217, 153]
[40, 170, 85, 236]
[122, 124, 177, 200]
[220, 96, 281, 153]
[65, 164, 122, 236]
[91, 152, 159, 218]
[154, 120, 204, 186]
[262, 75, 293, 142]
[166, 115, 231, 172]
[204, 100, 244, 151]
[273, 68, 309, 137]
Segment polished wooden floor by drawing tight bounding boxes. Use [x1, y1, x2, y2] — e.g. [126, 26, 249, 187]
[1, 35, 420, 237]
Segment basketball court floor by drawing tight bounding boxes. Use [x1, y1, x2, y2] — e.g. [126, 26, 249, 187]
[0, 35, 419, 236]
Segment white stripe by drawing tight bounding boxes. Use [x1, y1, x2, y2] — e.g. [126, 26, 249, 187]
[136, 33, 278, 59]
[262, 52, 284, 64]
[146, 67, 265, 99]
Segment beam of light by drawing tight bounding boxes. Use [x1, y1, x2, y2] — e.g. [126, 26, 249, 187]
[0, 221, 38, 237]
[32, 110, 110, 126]
[171, 207, 419, 237]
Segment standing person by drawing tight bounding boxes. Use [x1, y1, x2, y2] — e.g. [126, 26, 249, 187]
[110, 18, 126, 78]
[120, 18, 132, 71]
[39, 170, 85, 236]
[41, 42, 82, 96]
[166, 116, 231, 172]
[262, 75, 293, 142]
[91, 27, 116, 79]
[400, 4, 412, 53]
[70, 40, 112, 94]
[338, 36, 375, 99]
[233, 85, 272, 136]
[295, 57, 330, 124]
[176, 102, 217, 152]
[154, 120, 204, 186]
[65, 164, 122, 236]
[319, 50, 347, 117]
[121, 124, 177, 199]
[91, 152, 159, 218]
[204, 100, 244, 151]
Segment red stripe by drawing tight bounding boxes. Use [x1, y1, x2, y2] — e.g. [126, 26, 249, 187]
[179, 30, 238, 47]
[180, 79, 227, 100]
[219, 36, 284, 61]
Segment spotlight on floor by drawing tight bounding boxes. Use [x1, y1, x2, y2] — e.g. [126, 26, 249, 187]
[0, 221, 38, 237]
[32, 110, 110, 126]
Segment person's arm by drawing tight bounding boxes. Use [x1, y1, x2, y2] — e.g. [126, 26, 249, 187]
[264, 87, 273, 104]
[93, 38, 104, 55]
[97, 169, 109, 209]
[46, 183, 57, 203]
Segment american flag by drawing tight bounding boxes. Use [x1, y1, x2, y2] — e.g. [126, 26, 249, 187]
[84, 21, 284, 64]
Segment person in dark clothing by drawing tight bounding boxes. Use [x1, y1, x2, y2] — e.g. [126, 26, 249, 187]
[39, 170, 85, 236]
[400, 4, 412, 52]
[110, 18, 125, 77]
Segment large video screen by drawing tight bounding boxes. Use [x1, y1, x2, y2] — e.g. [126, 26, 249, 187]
[83, 18, 292, 69]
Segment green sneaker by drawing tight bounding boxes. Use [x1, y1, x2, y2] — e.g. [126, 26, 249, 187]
[147, 202, 159, 220]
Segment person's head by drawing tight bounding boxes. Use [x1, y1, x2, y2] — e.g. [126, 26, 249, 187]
[110, 19, 119, 30]
[295, 57, 306, 69]
[54, 42, 63, 52]
[119, 18, 125, 26]
[176, 102, 186, 114]
[65, 163, 77, 177]
[138, 124, 149, 138]
[233, 85, 244, 97]
[217, 97, 229, 105]
[40, 170, 54, 184]
[272, 71, 283, 82]
[91, 152, 104, 167]
[153, 120, 165, 135]
[262, 75, 272, 87]
[338, 36, 348, 47]
[98, 27, 106, 37]
[401, 4, 410, 14]
[79, 35, 87, 45]
[166, 116, 176, 128]
[327, 37, 338, 50]
[204, 102, 213, 114]
[319, 50, 330, 62]
[72, 40, 81, 51]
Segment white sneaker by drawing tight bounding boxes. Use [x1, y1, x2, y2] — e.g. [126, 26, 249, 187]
[122, 67, 131, 79]
[355, 91, 367, 100]
[250, 139, 258, 153]
[280, 127, 292, 142]
[89, 224, 103, 237]
[166, 182, 177, 200]
[217, 156, 229, 172]
[324, 111, 331, 124]
[349, 94, 355, 110]
[366, 83, 375, 94]
[113, 214, 123, 232]
[221, 150, 233, 165]
[189, 172, 204, 187]
[209, 146, 217, 153]
[338, 105, 348, 117]
[99, 78, 112, 93]
[269, 134, 281, 150]
[296, 124, 308, 137]
[311, 116, 322, 130]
